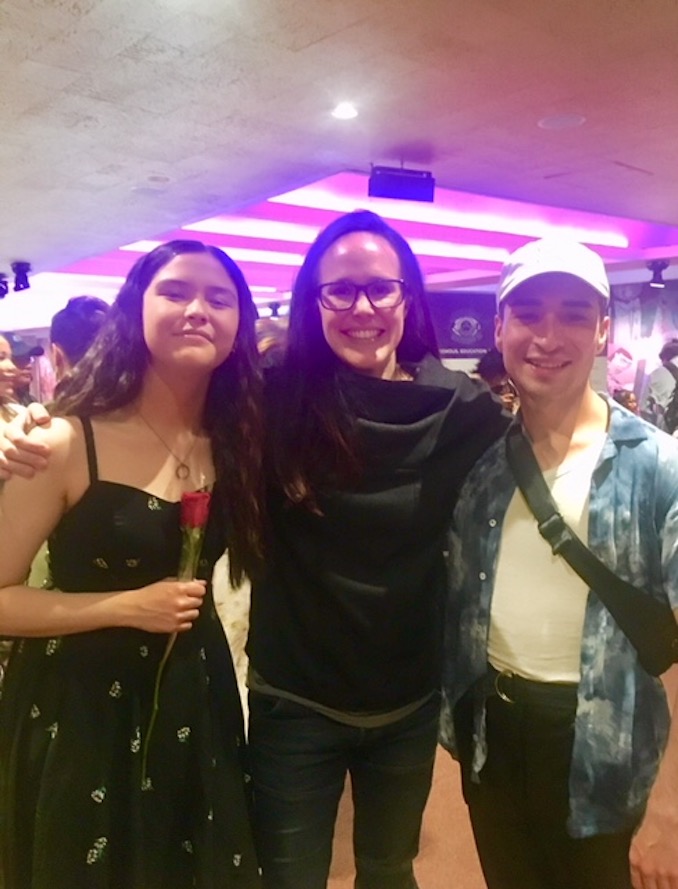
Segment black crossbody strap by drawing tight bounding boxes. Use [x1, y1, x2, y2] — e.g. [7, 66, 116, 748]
[666, 364, 678, 384]
[505, 423, 678, 677]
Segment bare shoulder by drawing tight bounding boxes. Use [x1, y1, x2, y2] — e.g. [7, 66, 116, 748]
[29, 416, 82, 454]
[28, 417, 89, 487]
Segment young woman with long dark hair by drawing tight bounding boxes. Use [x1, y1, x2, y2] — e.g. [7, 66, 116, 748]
[0, 333, 21, 427]
[0, 241, 264, 888]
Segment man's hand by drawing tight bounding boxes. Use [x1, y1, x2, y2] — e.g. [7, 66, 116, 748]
[631, 662, 678, 889]
[0, 403, 52, 480]
[631, 805, 678, 889]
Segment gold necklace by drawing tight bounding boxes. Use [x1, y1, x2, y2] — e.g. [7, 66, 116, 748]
[137, 412, 198, 480]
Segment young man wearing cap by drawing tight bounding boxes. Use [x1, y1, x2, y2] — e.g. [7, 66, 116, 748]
[2, 333, 44, 406]
[440, 239, 678, 889]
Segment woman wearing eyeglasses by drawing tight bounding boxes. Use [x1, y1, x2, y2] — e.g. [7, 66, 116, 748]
[248, 210, 509, 888]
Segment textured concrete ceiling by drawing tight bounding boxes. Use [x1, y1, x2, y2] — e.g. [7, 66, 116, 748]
[1, 0, 678, 285]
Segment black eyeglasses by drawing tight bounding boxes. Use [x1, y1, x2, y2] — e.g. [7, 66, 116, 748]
[317, 279, 406, 311]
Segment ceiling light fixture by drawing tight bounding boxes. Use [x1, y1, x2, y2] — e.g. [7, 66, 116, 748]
[648, 259, 669, 288]
[410, 239, 509, 264]
[11, 261, 31, 291]
[120, 240, 163, 252]
[368, 165, 435, 203]
[183, 216, 319, 244]
[331, 101, 358, 120]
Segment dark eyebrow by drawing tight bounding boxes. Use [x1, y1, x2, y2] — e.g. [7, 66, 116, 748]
[156, 278, 236, 297]
[155, 278, 189, 289]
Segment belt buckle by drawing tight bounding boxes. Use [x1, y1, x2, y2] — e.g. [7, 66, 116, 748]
[494, 669, 515, 704]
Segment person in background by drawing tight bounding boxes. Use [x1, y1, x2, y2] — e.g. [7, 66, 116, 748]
[612, 388, 639, 414]
[210, 313, 291, 713]
[22, 297, 112, 590]
[0, 240, 264, 888]
[1, 332, 43, 406]
[255, 316, 288, 369]
[607, 345, 635, 393]
[49, 295, 110, 383]
[0, 334, 20, 425]
[440, 238, 678, 889]
[641, 337, 678, 430]
[473, 347, 519, 414]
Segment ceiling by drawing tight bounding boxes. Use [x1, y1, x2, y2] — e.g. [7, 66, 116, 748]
[2, 0, 678, 329]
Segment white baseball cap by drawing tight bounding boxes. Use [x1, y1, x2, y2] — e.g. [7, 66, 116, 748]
[497, 238, 610, 304]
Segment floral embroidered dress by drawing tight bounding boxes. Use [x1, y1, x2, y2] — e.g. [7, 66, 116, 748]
[0, 419, 260, 889]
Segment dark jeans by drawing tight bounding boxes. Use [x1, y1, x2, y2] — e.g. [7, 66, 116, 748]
[248, 692, 439, 889]
[454, 672, 634, 889]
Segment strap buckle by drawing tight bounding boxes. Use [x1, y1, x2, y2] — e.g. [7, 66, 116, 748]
[537, 513, 574, 556]
[494, 670, 516, 704]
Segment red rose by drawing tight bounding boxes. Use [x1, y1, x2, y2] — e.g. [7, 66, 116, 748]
[180, 491, 211, 530]
[142, 488, 213, 783]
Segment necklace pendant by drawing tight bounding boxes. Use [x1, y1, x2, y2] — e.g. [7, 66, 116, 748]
[175, 463, 190, 480]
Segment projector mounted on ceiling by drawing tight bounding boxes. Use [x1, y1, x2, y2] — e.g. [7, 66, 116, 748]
[368, 165, 435, 203]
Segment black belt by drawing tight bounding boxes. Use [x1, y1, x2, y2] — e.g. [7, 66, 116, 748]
[482, 664, 578, 706]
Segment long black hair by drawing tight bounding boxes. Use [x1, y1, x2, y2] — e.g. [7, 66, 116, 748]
[55, 240, 265, 583]
[272, 210, 439, 508]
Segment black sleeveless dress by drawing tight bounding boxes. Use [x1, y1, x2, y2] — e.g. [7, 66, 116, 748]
[0, 419, 261, 889]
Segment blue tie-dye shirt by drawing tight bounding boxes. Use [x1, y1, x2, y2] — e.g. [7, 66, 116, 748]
[440, 399, 678, 838]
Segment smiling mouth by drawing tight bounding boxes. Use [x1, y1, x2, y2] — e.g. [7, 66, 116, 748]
[526, 358, 569, 369]
[342, 329, 384, 340]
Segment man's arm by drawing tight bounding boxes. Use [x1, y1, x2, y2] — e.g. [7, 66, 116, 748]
[0, 402, 51, 479]
[630, 658, 678, 889]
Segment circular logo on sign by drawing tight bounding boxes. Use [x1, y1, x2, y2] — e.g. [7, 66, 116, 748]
[450, 313, 482, 345]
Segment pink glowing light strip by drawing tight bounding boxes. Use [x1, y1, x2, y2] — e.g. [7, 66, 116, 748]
[410, 239, 509, 263]
[120, 240, 305, 267]
[183, 216, 320, 244]
[182, 219, 510, 263]
[268, 185, 629, 249]
[123, 230, 507, 266]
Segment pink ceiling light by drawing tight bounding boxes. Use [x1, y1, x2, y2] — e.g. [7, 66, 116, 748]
[269, 176, 630, 249]
[183, 217, 320, 244]
[120, 240, 305, 268]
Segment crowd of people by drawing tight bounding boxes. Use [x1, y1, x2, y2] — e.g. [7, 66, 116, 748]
[0, 218, 676, 889]
[608, 339, 678, 434]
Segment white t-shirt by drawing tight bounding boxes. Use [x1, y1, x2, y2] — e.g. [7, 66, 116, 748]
[488, 432, 606, 682]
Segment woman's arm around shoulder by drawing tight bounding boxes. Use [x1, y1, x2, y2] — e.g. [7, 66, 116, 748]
[0, 416, 78, 572]
[0, 401, 52, 480]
